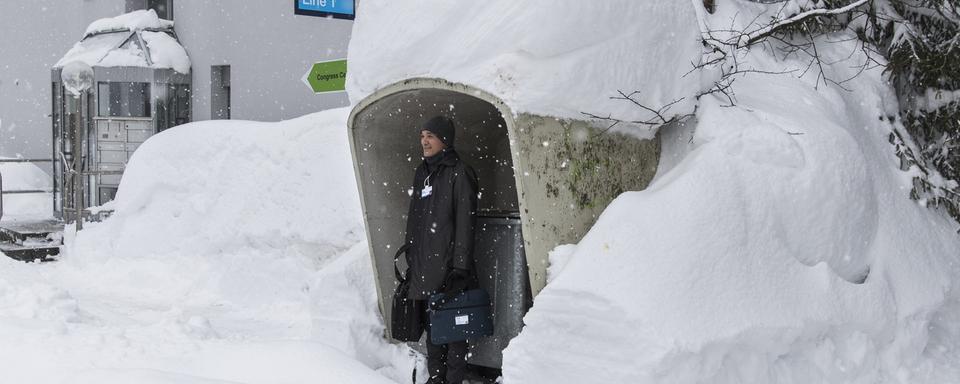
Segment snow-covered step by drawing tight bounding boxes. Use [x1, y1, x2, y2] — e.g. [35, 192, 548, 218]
[0, 241, 59, 261]
[0, 220, 62, 261]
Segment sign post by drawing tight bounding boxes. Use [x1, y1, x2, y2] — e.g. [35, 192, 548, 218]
[302, 59, 348, 93]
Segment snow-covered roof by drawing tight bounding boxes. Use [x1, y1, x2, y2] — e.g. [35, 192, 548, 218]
[54, 10, 190, 74]
[347, 1, 704, 137]
[83, 9, 174, 38]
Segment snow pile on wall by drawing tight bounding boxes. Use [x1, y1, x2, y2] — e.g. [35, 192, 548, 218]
[347, 0, 704, 137]
[140, 30, 191, 74]
[56, 32, 131, 69]
[502, 12, 960, 384]
[56, 10, 190, 74]
[0, 158, 52, 220]
[0, 108, 414, 383]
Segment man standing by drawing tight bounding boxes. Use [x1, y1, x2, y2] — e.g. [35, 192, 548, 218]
[404, 115, 478, 384]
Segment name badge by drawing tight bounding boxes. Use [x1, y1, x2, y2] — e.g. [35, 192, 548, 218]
[421, 185, 433, 198]
[455, 315, 469, 326]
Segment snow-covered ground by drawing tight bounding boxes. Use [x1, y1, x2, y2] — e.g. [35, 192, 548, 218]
[0, 1, 958, 383]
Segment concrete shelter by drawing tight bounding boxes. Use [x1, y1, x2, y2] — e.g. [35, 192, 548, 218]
[348, 77, 660, 368]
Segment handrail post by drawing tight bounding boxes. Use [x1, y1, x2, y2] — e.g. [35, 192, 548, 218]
[0, 171, 4, 222]
[73, 91, 86, 230]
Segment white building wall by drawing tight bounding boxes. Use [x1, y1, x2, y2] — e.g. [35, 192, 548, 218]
[0, 0, 125, 159]
[0, 0, 352, 159]
[172, 0, 352, 121]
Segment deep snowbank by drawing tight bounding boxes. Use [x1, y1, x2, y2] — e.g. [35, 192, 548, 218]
[0, 108, 414, 383]
[347, 0, 704, 137]
[502, 23, 960, 384]
[87, 110, 362, 267]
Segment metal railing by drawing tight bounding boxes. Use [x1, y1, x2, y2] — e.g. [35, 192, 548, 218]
[0, 159, 55, 222]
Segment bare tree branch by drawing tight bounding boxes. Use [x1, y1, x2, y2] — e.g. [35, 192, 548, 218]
[581, 92, 690, 133]
[737, 0, 872, 48]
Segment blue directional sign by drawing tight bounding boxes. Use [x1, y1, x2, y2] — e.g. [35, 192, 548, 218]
[295, 0, 355, 20]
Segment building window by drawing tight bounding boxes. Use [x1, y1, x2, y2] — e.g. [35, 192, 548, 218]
[148, 0, 173, 20]
[157, 83, 191, 131]
[211, 65, 231, 120]
[99, 187, 119, 205]
[126, 0, 173, 20]
[97, 82, 151, 118]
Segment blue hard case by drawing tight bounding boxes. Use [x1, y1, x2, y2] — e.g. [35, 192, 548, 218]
[428, 289, 495, 344]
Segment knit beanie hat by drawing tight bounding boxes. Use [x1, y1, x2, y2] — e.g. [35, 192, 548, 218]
[421, 115, 456, 148]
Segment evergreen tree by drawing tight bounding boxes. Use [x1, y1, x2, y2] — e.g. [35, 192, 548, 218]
[876, 0, 960, 220]
[712, 0, 960, 223]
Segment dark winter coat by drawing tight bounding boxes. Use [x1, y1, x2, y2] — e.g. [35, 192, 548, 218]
[404, 149, 478, 299]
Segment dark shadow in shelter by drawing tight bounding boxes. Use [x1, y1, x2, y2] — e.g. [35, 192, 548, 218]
[350, 87, 532, 371]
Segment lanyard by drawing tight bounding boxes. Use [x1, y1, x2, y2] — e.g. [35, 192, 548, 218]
[421, 166, 441, 198]
[424, 166, 441, 189]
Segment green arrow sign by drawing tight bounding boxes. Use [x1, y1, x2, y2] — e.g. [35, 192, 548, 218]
[302, 59, 347, 93]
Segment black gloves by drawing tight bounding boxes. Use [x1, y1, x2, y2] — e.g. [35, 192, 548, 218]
[429, 268, 471, 310]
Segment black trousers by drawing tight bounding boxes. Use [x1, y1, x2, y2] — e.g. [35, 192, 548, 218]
[419, 300, 468, 384]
